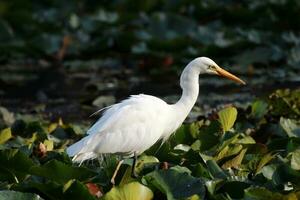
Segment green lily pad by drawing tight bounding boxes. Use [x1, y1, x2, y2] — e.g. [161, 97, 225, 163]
[144, 167, 205, 200]
[195, 121, 220, 152]
[104, 182, 153, 200]
[30, 160, 96, 184]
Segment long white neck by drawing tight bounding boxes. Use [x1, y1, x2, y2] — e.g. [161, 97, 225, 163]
[172, 62, 202, 120]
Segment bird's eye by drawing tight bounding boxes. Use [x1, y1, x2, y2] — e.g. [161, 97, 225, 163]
[208, 65, 216, 70]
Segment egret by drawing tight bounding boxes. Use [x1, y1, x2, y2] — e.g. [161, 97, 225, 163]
[66, 57, 245, 183]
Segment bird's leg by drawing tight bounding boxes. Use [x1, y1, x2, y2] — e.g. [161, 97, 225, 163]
[131, 152, 138, 178]
[110, 159, 124, 185]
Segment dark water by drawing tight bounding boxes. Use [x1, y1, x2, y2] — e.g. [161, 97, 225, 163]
[0, 62, 299, 122]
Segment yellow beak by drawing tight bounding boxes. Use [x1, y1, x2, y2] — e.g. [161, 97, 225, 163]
[216, 67, 246, 85]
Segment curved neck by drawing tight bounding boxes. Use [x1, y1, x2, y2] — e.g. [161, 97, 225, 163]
[173, 63, 201, 117]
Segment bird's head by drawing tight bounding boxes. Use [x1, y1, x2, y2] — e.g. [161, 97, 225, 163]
[192, 57, 246, 85]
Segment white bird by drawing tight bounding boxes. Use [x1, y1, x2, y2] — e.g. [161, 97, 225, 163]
[66, 57, 245, 182]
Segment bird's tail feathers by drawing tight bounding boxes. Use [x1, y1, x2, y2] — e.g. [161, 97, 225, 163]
[66, 139, 84, 157]
[66, 137, 97, 164]
[72, 152, 98, 165]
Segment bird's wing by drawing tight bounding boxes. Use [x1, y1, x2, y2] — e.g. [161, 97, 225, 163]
[87, 94, 168, 136]
[67, 94, 172, 161]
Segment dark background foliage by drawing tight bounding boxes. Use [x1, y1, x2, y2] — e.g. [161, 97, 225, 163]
[0, 0, 300, 122]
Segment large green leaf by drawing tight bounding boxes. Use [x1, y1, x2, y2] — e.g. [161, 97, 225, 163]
[30, 160, 96, 184]
[169, 124, 195, 146]
[12, 181, 64, 200]
[0, 190, 44, 200]
[0, 149, 35, 183]
[218, 107, 238, 133]
[144, 167, 205, 200]
[103, 182, 153, 200]
[193, 121, 220, 152]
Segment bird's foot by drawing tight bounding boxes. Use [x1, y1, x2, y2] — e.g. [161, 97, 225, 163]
[131, 168, 138, 179]
[110, 178, 116, 185]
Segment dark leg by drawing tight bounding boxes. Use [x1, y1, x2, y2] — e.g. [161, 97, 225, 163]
[131, 152, 138, 178]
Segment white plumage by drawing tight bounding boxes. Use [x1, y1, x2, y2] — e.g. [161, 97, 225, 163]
[67, 57, 245, 164]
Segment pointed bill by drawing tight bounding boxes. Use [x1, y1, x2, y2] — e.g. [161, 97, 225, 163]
[216, 67, 246, 85]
